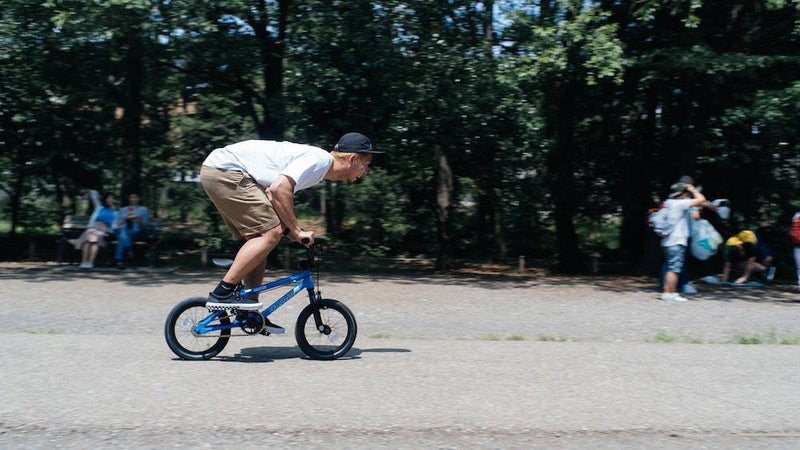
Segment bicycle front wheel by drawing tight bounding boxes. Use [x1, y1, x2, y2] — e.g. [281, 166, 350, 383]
[295, 299, 357, 360]
[164, 297, 230, 360]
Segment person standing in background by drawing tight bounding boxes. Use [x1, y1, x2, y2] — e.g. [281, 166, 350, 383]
[660, 181, 706, 302]
[792, 211, 800, 291]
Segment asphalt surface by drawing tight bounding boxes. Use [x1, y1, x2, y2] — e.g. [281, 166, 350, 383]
[1, 263, 799, 448]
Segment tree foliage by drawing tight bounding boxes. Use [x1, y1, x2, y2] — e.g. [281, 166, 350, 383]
[2, 0, 799, 272]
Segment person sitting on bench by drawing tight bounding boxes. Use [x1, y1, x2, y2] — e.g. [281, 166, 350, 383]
[68, 190, 117, 270]
[114, 192, 150, 268]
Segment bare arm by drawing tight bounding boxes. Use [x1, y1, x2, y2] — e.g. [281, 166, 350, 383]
[736, 257, 757, 283]
[686, 185, 706, 208]
[699, 200, 717, 211]
[721, 261, 731, 283]
[267, 175, 314, 245]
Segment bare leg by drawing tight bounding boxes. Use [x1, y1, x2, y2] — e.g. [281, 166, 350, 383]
[663, 271, 679, 294]
[242, 256, 268, 301]
[87, 243, 99, 264]
[735, 257, 762, 283]
[81, 243, 90, 264]
[222, 225, 282, 286]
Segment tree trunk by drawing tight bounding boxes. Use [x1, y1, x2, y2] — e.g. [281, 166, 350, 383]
[434, 145, 453, 272]
[8, 154, 25, 237]
[547, 76, 583, 273]
[621, 82, 658, 270]
[254, 0, 289, 140]
[120, 31, 143, 200]
[491, 188, 507, 258]
[483, 0, 494, 54]
[52, 167, 65, 226]
[324, 182, 344, 237]
[477, 0, 506, 260]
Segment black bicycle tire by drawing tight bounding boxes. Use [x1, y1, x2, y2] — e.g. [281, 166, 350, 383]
[295, 299, 357, 360]
[164, 297, 231, 360]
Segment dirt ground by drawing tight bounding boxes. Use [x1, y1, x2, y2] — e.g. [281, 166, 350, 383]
[1, 262, 798, 448]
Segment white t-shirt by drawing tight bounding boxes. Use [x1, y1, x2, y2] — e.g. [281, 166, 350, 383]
[661, 198, 693, 247]
[203, 140, 333, 192]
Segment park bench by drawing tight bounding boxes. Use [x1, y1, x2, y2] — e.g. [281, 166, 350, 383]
[56, 215, 162, 267]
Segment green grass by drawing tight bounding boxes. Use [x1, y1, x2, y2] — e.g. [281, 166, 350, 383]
[651, 331, 704, 344]
[476, 334, 564, 342]
[379, 330, 800, 345]
[653, 329, 800, 345]
[479, 334, 528, 341]
[733, 330, 800, 345]
[535, 334, 568, 342]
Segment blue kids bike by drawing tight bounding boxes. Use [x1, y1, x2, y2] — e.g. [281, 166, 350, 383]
[164, 243, 357, 361]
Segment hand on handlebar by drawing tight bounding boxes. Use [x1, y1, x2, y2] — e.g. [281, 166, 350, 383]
[280, 225, 314, 246]
[296, 230, 315, 247]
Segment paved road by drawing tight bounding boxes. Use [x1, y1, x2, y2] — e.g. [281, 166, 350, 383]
[1, 264, 799, 448]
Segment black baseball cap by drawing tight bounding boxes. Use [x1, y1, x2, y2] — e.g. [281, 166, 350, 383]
[334, 132, 383, 154]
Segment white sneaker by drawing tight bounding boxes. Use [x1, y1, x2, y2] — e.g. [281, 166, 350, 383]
[682, 284, 698, 294]
[661, 293, 688, 302]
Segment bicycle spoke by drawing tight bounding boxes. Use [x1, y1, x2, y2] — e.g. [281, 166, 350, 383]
[171, 305, 226, 352]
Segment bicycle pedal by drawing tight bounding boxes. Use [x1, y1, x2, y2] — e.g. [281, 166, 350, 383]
[205, 303, 260, 312]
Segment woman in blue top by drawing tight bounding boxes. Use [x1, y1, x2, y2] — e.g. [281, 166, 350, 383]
[68, 190, 118, 269]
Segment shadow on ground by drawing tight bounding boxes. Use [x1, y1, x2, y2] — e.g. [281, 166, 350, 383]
[178, 346, 412, 363]
[1, 262, 798, 305]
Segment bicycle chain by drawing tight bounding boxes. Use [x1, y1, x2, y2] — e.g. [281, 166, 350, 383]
[193, 310, 271, 338]
[193, 332, 268, 338]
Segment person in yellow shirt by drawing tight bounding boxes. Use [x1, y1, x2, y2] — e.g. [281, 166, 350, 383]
[721, 230, 770, 283]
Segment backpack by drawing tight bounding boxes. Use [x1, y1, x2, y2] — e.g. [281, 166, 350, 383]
[648, 206, 677, 237]
[791, 214, 800, 246]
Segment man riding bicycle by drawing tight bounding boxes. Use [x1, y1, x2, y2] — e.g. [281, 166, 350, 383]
[200, 132, 382, 334]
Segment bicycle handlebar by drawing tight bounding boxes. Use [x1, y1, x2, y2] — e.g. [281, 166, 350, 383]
[282, 226, 312, 246]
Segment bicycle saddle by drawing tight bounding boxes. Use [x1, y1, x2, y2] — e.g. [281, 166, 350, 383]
[212, 258, 234, 269]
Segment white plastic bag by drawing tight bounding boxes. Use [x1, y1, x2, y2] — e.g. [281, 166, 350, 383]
[690, 219, 723, 260]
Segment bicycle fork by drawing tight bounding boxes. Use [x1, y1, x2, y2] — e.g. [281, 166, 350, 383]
[307, 287, 327, 333]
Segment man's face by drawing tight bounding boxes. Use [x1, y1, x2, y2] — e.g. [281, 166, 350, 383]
[129, 194, 140, 205]
[346, 154, 372, 184]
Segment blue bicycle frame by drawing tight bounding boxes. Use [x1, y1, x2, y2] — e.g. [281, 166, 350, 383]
[194, 269, 316, 334]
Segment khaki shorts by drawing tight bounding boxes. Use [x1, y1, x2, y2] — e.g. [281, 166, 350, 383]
[200, 165, 281, 240]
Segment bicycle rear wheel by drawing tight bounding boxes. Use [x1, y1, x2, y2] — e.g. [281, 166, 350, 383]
[164, 297, 230, 360]
[295, 299, 357, 360]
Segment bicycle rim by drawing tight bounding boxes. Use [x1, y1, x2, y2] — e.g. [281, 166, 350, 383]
[295, 299, 357, 360]
[165, 298, 230, 360]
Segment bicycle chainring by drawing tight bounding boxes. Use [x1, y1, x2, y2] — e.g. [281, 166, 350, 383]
[235, 311, 265, 335]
